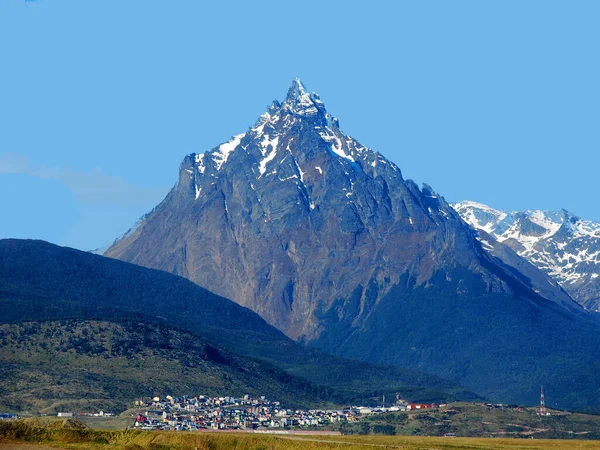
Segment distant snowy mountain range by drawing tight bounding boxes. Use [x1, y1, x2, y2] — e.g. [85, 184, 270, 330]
[453, 201, 600, 311]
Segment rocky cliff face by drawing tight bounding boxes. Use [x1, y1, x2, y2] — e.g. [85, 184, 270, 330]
[106, 79, 579, 339]
[105, 81, 600, 410]
[453, 201, 600, 311]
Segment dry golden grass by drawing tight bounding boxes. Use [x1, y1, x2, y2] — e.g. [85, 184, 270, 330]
[282, 433, 600, 449]
[2, 419, 600, 450]
[0, 444, 60, 450]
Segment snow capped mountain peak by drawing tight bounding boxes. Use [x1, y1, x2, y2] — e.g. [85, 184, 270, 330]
[184, 80, 407, 205]
[556, 209, 600, 240]
[454, 200, 500, 212]
[153, 79, 472, 261]
[285, 78, 309, 101]
[453, 200, 600, 310]
[281, 78, 323, 117]
[452, 200, 507, 234]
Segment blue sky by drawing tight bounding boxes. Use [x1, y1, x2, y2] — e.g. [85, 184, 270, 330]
[1, 0, 598, 250]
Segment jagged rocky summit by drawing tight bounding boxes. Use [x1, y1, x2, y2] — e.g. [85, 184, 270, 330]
[453, 201, 600, 311]
[106, 80, 600, 410]
[107, 79, 578, 338]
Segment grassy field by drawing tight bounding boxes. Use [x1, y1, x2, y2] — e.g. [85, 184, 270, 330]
[2, 418, 600, 450]
[73, 416, 132, 431]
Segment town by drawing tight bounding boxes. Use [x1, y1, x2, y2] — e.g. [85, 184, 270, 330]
[130, 394, 448, 432]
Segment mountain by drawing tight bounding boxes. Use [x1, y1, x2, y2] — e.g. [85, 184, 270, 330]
[105, 80, 600, 411]
[0, 239, 478, 410]
[105, 79, 580, 329]
[453, 201, 600, 311]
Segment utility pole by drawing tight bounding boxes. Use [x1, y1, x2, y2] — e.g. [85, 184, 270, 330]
[539, 386, 546, 416]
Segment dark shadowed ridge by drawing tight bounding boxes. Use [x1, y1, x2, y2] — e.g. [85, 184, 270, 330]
[0, 238, 479, 409]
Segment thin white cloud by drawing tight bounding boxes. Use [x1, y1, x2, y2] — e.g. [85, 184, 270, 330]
[0, 153, 30, 173]
[0, 152, 169, 207]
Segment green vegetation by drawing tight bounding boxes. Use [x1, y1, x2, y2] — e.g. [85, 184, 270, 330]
[0, 319, 475, 414]
[0, 320, 335, 413]
[336, 403, 600, 440]
[2, 418, 600, 450]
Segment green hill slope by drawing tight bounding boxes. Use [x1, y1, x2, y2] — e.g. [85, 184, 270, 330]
[0, 320, 333, 413]
[0, 239, 478, 410]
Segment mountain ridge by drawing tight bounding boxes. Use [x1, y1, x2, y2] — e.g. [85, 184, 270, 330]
[453, 200, 600, 311]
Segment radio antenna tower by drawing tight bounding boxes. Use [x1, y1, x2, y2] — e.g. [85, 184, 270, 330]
[539, 386, 546, 416]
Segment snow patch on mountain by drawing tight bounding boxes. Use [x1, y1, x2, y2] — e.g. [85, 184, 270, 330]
[212, 133, 246, 170]
[258, 135, 280, 176]
[184, 78, 409, 215]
